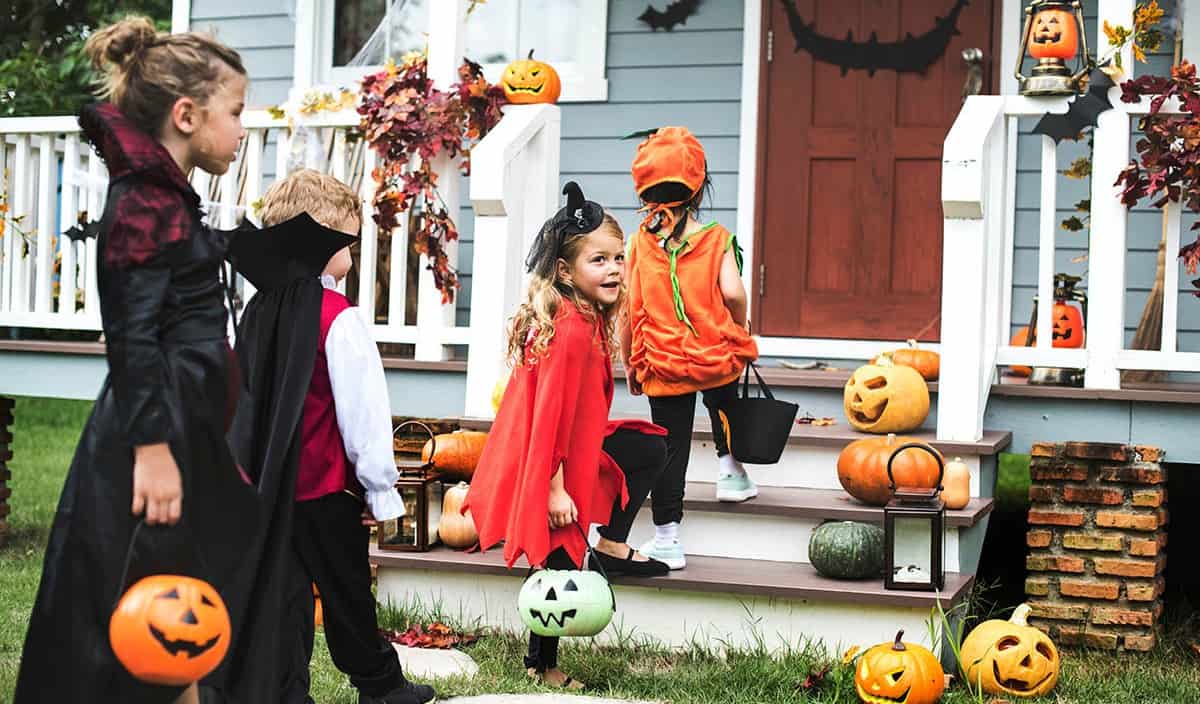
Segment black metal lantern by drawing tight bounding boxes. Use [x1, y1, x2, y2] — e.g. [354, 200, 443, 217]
[378, 421, 444, 552]
[883, 443, 946, 592]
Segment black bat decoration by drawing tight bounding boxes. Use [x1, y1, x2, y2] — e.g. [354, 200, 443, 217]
[622, 128, 662, 140]
[63, 219, 101, 243]
[778, 0, 969, 76]
[1031, 69, 1115, 143]
[639, 0, 701, 32]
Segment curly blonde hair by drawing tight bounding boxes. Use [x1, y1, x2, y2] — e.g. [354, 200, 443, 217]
[260, 169, 362, 233]
[506, 213, 625, 366]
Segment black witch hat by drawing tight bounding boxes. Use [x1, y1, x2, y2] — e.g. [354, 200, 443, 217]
[227, 212, 358, 291]
[524, 181, 606, 280]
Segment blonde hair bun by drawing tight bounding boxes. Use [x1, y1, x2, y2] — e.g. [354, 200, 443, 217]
[87, 16, 159, 70]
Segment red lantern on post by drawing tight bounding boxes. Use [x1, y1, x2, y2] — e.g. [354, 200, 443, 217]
[1015, 0, 1090, 95]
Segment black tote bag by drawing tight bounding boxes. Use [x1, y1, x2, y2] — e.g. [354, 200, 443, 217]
[718, 364, 799, 464]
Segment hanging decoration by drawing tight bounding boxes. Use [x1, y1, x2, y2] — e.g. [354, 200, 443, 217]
[778, 0, 969, 76]
[1032, 67, 1116, 142]
[638, 0, 701, 31]
[358, 53, 506, 302]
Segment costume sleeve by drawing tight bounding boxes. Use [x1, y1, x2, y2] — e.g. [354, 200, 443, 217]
[101, 185, 186, 446]
[326, 306, 404, 521]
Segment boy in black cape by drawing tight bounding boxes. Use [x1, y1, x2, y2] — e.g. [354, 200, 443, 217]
[204, 169, 434, 704]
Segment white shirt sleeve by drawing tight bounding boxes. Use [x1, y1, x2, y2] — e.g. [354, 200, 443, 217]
[325, 306, 405, 521]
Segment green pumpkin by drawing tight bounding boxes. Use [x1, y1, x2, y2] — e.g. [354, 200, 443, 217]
[808, 521, 885, 580]
[517, 569, 614, 637]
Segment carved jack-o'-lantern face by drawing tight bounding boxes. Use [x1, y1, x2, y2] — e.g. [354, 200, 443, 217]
[960, 604, 1060, 698]
[1051, 301, 1084, 348]
[109, 575, 231, 685]
[501, 50, 562, 104]
[1030, 8, 1078, 60]
[854, 630, 945, 704]
[843, 361, 931, 434]
[517, 569, 613, 637]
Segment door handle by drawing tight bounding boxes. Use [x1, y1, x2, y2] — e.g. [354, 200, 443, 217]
[962, 48, 984, 103]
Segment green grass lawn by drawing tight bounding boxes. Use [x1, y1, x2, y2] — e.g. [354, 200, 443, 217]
[2, 397, 1199, 703]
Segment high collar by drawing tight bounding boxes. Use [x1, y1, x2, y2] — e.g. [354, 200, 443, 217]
[78, 103, 200, 209]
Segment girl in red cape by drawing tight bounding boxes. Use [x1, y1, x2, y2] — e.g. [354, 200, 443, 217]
[464, 182, 669, 690]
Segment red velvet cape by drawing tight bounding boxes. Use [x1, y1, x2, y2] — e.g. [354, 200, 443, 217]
[464, 301, 662, 569]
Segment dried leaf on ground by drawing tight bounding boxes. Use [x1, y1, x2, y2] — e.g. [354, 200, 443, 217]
[380, 622, 481, 650]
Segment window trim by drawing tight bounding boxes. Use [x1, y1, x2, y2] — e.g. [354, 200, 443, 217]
[295, 0, 608, 102]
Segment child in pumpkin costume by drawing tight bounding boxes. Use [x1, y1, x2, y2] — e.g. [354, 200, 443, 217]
[464, 183, 669, 690]
[624, 127, 759, 571]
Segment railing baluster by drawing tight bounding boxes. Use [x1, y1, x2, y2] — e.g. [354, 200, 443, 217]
[1161, 201, 1181, 354]
[241, 129, 265, 304]
[387, 198, 408, 329]
[12, 135, 32, 313]
[35, 135, 57, 313]
[1036, 136, 1057, 352]
[358, 149, 378, 324]
[84, 150, 103, 317]
[60, 135, 79, 315]
[0, 136, 11, 313]
[274, 128, 291, 182]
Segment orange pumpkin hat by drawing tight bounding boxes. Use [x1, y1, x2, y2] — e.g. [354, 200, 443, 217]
[631, 126, 707, 233]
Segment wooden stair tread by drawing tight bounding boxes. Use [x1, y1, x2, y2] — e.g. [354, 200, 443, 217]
[680, 482, 993, 528]
[372, 546, 974, 609]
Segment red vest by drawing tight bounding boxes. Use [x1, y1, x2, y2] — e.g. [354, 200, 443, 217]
[296, 289, 356, 501]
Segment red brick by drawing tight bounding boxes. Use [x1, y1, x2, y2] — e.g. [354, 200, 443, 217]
[1126, 577, 1166, 602]
[1031, 463, 1090, 482]
[1027, 555, 1086, 573]
[1133, 446, 1164, 463]
[1027, 530, 1053, 548]
[1124, 633, 1157, 651]
[1129, 535, 1167, 557]
[1057, 625, 1119, 650]
[1095, 510, 1160, 531]
[1029, 602, 1089, 621]
[1059, 578, 1120, 600]
[1065, 442, 1129, 461]
[1096, 464, 1165, 484]
[1094, 557, 1163, 578]
[1062, 532, 1124, 552]
[1092, 607, 1157, 626]
[1025, 576, 1052, 597]
[1131, 488, 1166, 507]
[1063, 486, 1124, 505]
[1028, 485, 1058, 503]
[1029, 509, 1087, 527]
[1031, 442, 1059, 458]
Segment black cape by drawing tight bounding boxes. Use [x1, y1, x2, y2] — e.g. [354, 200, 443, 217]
[201, 215, 355, 703]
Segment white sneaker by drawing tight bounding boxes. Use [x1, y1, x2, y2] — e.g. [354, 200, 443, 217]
[716, 473, 759, 502]
[637, 538, 686, 570]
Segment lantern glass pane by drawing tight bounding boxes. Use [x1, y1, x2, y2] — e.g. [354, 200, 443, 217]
[891, 516, 934, 585]
[398, 484, 420, 546]
[427, 481, 444, 545]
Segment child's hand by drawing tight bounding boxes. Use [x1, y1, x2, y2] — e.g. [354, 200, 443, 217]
[626, 373, 643, 396]
[132, 443, 183, 526]
[361, 507, 378, 526]
[547, 487, 578, 529]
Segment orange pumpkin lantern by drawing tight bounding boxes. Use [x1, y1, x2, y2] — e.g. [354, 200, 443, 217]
[109, 575, 231, 685]
[1028, 6, 1079, 60]
[854, 630, 945, 704]
[501, 50, 562, 104]
[1051, 300, 1084, 348]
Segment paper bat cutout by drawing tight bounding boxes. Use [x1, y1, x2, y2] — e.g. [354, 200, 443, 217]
[63, 214, 101, 242]
[639, 0, 701, 32]
[779, 0, 969, 76]
[1031, 68, 1115, 143]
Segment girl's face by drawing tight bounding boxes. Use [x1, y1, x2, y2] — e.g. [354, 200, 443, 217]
[189, 69, 247, 175]
[559, 227, 625, 307]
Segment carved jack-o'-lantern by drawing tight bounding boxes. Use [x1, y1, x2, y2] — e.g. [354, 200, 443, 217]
[517, 568, 614, 637]
[1029, 7, 1079, 60]
[843, 360, 930, 434]
[960, 603, 1060, 698]
[109, 575, 231, 685]
[501, 50, 562, 104]
[855, 630, 945, 704]
[1051, 300, 1084, 348]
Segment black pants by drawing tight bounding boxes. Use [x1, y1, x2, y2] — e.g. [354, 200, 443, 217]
[646, 379, 738, 526]
[283, 492, 404, 702]
[525, 429, 667, 671]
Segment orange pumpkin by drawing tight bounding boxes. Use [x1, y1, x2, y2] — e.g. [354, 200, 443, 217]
[960, 603, 1060, 698]
[1009, 326, 1035, 377]
[837, 434, 944, 506]
[421, 430, 489, 481]
[1029, 7, 1078, 61]
[438, 481, 479, 549]
[942, 456, 971, 510]
[1051, 300, 1084, 348]
[109, 575, 231, 685]
[313, 583, 323, 627]
[843, 360, 930, 434]
[873, 339, 939, 381]
[855, 630, 945, 704]
[501, 50, 562, 104]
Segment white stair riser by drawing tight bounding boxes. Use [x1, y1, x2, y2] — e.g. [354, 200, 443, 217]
[686, 439, 984, 496]
[377, 568, 945, 658]
[610, 510, 963, 573]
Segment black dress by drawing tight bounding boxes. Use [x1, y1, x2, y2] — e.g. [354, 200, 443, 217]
[14, 104, 258, 704]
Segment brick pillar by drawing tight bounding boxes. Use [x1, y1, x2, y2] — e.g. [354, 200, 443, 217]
[1024, 441, 1167, 652]
[0, 396, 12, 545]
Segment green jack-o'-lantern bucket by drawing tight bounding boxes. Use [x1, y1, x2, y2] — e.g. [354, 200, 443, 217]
[517, 526, 615, 637]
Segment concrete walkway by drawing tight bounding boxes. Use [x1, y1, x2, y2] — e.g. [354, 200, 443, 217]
[443, 696, 661, 704]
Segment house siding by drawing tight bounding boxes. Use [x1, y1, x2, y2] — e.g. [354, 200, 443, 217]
[190, 0, 295, 107]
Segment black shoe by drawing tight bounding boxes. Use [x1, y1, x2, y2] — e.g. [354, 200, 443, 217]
[589, 547, 670, 577]
[358, 681, 437, 704]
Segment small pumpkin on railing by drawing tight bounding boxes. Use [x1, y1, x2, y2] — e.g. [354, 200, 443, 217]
[501, 50, 562, 104]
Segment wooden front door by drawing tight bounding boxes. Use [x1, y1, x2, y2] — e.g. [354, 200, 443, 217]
[754, 0, 996, 341]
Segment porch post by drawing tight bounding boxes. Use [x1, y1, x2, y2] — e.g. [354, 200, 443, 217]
[1084, 0, 1135, 390]
[415, 0, 469, 361]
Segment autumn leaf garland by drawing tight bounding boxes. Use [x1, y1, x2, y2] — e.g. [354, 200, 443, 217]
[357, 52, 506, 303]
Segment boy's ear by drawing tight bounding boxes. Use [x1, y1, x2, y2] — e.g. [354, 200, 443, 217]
[169, 96, 200, 136]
